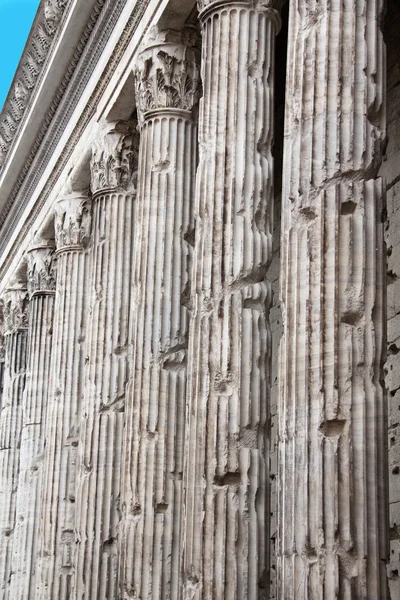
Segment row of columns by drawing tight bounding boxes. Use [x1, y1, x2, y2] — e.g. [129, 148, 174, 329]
[0, 0, 389, 598]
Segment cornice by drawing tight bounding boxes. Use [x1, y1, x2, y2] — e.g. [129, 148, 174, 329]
[0, 0, 153, 283]
[0, 0, 70, 169]
[0, 0, 109, 232]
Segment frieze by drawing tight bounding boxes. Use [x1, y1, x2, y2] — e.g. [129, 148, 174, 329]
[0, 0, 118, 242]
[0, 0, 70, 170]
[134, 27, 201, 122]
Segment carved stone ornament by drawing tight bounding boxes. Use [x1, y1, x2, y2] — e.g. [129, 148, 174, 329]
[197, 0, 282, 21]
[27, 243, 57, 297]
[44, 0, 67, 31]
[0, 0, 69, 170]
[2, 287, 29, 335]
[91, 121, 140, 195]
[55, 192, 92, 252]
[134, 27, 201, 122]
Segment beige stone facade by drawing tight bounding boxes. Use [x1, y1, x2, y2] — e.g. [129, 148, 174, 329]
[0, 0, 399, 598]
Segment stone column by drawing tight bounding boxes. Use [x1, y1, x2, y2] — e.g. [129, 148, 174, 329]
[10, 243, 56, 599]
[277, 0, 388, 598]
[0, 286, 28, 600]
[0, 313, 5, 413]
[182, 2, 280, 598]
[121, 28, 199, 600]
[37, 192, 91, 599]
[74, 122, 139, 599]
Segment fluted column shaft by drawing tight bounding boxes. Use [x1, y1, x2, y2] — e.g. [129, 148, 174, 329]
[0, 288, 28, 600]
[182, 4, 279, 598]
[121, 30, 199, 600]
[74, 123, 139, 600]
[10, 245, 56, 600]
[277, 0, 388, 598]
[37, 193, 91, 599]
[0, 317, 5, 413]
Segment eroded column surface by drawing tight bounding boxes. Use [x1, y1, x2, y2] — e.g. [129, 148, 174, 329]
[121, 29, 199, 600]
[0, 313, 5, 412]
[10, 244, 56, 600]
[37, 192, 91, 599]
[74, 123, 139, 600]
[277, 0, 388, 598]
[182, 3, 280, 598]
[0, 287, 28, 600]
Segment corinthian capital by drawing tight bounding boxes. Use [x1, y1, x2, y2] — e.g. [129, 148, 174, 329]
[134, 27, 201, 122]
[91, 121, 140, 195]
[55, 191, 92, 252]
[2, 286, 29, 335]
[27, 242, 57, 298]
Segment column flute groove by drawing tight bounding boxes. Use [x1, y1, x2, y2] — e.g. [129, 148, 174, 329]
[10, 243, 56, 600]
[277, 0, 388, 597]
[121, 28, 199, 600]
[0, 286, 28, 600]
[182, 3, 280, 598]
[74, 123, 139, 600]
[37, 192, 91, 599]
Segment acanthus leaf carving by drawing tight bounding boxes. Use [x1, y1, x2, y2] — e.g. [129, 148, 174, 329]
[134, 28, 201, 122]
[2, 287, 29, 335]
[91, 120, 140, 195]
[55, 192, 92, 251]
[27, 243, 57, 297]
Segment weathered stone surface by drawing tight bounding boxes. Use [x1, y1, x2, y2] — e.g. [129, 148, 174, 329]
[37, 192, 91, 599]
[383, 4, 400, 594]
[0, 287, 28, 600]
[0, 0, 400, 597]
[73, 123, 139, 599]
[181, 2, 279, 597]
[121, 28, 199, 599]
[277, 0, 389, 597]
[10, 243, 56, 599]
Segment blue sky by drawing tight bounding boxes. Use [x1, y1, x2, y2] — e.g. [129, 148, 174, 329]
[0, 0, 40, 109]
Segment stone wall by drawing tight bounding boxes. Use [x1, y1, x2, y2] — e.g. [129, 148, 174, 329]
[383, 2, 400, 596]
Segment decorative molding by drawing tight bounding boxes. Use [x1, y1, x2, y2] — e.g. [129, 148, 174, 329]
[0, 0, 107, 235]
[91, 121, 140, 194]
[135, 27, 201, 122]
[197, 0, 282, 23]
[27, 243, 57, 297]
[2, 287, 29, 334]
[0, 0, 71, 169]
[0, 0, 153, 281]
[55, 192, 92, 252]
